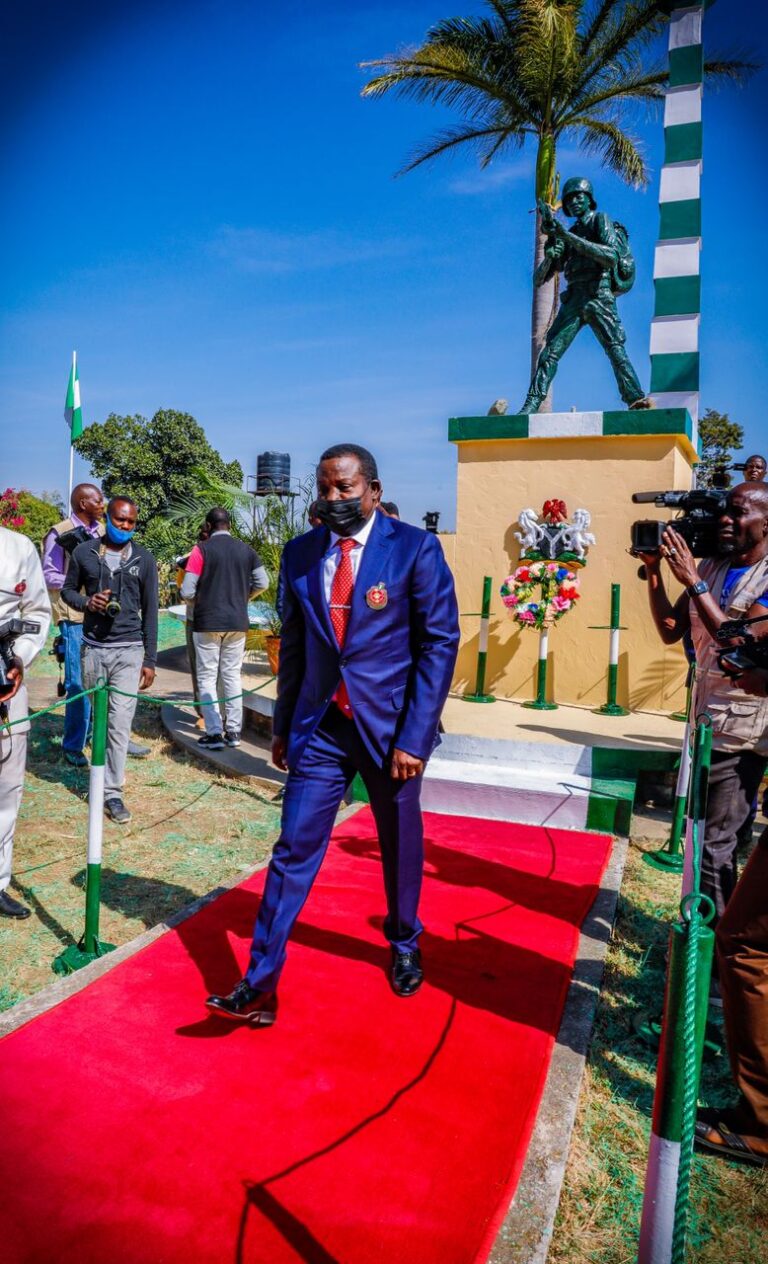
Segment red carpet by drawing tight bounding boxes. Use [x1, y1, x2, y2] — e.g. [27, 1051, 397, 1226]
[2, 809, 610, 1264]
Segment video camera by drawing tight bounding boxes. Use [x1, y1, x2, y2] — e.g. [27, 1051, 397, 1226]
[630, 488, 727, 558]
[55, 525, 92, 556]
[716, 612, 768, 678]
[0, 618, 41, 700]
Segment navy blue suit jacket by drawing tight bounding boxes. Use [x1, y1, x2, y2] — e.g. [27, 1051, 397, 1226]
[273, 512, 460, 770]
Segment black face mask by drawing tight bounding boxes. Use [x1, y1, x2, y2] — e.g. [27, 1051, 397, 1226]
[315, 497, 369, 537]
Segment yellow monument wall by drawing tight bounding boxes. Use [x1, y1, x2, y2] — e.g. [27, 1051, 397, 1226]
[449, 430, 695, 713]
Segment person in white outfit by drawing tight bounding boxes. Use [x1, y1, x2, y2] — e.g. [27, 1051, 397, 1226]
[0, 526, 51, 918]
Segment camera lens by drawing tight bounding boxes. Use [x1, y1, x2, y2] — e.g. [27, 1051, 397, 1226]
[105, 598, 121, 618]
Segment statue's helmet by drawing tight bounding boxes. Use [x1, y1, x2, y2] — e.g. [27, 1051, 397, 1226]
[561, 177, 596, 213]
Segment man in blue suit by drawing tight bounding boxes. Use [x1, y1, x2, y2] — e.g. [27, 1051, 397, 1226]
[206, 443, 459, 1024]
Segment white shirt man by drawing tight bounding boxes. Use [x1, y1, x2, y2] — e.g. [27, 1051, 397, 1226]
[0, 527, 51, 918]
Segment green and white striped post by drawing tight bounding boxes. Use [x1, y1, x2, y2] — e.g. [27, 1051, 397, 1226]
[644, 668, 695, 874]
[53, 680, 115, 975]
[638, 716, 715, 1264]
[681, 715, 712, 901]
[593, 583, 629, 716]
[649, 1, 707, 440]
[461, 575, 496, 703]
[523, 618, 557, 711]
[637, 917, 714, 1263]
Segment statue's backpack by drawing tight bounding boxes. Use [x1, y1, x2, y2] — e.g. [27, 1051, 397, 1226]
[610, 221, 635, 294]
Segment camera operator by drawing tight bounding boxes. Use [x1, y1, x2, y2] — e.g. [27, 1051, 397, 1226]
[638, 482, 768, 927]
[695, 660, 768, 1166]
[41, 483, 104, 767]
[61, 496, 158, 825]
[0, 525, 51, 918]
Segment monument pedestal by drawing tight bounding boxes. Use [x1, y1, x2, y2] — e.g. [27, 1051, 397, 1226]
[447, 408, 697, 714]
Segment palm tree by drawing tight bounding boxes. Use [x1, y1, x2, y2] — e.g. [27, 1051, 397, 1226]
[161, 465, 315, 634]
[361, 0, 750, 402]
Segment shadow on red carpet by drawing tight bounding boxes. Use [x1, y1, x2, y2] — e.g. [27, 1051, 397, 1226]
[2, 808, 611, 1264]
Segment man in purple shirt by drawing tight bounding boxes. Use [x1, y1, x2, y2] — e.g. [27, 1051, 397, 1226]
[42, 483, 104, 766]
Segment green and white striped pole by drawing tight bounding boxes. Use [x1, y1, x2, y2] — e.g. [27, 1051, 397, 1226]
[462, 575, 496, 703]
[638, 716, 715, 1264]
[637, 917, 714, 1263]
[523, 617, 557, 711]
[644, 668, 695, 874]
[681, 715, 712, 901]
[649, 1, 707, 440]
[53, 680, 115, 975]
[593, 583, 629, 716]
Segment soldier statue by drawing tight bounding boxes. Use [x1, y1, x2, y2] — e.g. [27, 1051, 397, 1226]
[520, 177, 651, 414]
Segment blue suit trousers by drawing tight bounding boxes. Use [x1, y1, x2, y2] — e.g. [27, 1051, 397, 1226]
[245, 706, 424, 992]
[60, 621, 90, 755]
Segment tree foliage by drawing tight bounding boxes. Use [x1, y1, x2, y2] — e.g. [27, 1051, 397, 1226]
[696, 408, 744, 488]
[162, 465, 315, 632]
[74, 410, 243, 559]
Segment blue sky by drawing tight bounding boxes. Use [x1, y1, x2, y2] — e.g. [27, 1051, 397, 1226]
[1, 0, 766, 527]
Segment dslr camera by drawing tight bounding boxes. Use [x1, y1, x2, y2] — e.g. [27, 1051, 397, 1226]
[630, 488, 727, 558]
[0, 618, 41, 700]
[716, 613, 768, 677]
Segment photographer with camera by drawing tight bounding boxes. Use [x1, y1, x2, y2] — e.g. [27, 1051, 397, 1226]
[0, 524, 51, 918]
[695, 658, 768, 1166]
[637, 482, 768, 933]
[41, 483, 104, 768]
[61, 496, 158, 824]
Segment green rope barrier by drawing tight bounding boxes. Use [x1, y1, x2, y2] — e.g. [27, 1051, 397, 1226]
[106, 677, 276, 708]
[2, 686, 100, 731]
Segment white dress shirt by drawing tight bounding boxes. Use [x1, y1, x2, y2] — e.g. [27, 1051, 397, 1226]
[322, 511, 378, 603]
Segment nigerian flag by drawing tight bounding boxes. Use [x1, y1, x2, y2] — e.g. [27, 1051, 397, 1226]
[64, 351, 83, 441]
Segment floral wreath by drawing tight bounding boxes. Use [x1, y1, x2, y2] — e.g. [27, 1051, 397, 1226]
[501, 560, 581, 630]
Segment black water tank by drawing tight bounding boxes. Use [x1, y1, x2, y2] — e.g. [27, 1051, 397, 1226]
[256, 451, 290, 495]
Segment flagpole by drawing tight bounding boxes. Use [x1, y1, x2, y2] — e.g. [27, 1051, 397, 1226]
[67, 350, 77, 503]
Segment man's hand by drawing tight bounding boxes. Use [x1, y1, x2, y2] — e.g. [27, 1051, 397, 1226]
[139, 666, 155, 691]
[271, 735, 288, 771]
[3, 657, 24, 702]
[87, 589, 112, 613]
[734, 669, 768, 698]
[659, 526, 700, 589]
[391, 748, 424, 781]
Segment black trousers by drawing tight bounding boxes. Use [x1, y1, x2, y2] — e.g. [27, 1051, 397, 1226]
[702, 750, 767, 922]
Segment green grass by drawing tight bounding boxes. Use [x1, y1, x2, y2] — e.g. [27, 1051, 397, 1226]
[551, 838, 768, 1264]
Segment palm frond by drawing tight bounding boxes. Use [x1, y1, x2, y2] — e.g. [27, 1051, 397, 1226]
[574, 0, 667, 99]
[399, 120, 529, 175]
[703, 56, 761, 86]
[556, 66, 667, 125]
[579, 0, 620, 58]
[567, 115, 647, 187]
[362, 43, 536, 122]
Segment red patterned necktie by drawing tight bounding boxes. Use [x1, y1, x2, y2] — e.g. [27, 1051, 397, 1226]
[329, 537, 356, 717]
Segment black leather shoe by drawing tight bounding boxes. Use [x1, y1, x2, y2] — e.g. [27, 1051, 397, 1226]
[205, 980, 278, 1025]
[0, 890, 31, 919]
[391, 948, 423, 997]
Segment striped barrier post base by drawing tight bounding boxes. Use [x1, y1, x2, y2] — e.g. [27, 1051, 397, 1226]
[591, 583, 629, 717]
[53, 681, 116, 976]
[461, 575, 496, 703]
[522, 623, 558, 711]
[644, 720, 691, 875]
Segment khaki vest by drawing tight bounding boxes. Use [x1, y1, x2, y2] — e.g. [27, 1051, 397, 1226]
[46, 517, 103, 624]
[690, 555, 768, 754]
